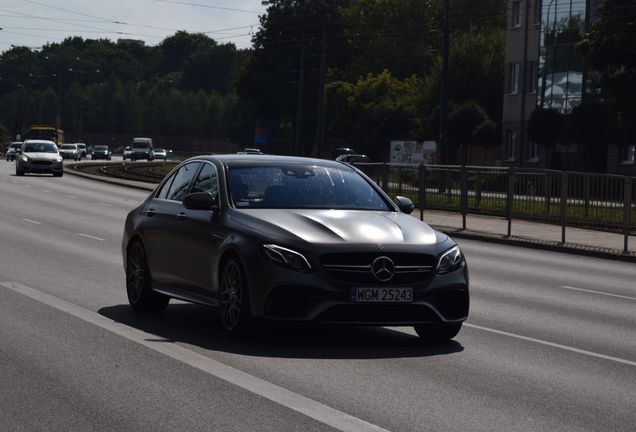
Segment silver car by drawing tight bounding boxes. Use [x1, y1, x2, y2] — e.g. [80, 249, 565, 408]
[5, 142, 23, 161]
[59, 143, 81, 160]
[16, 140, 64, 177]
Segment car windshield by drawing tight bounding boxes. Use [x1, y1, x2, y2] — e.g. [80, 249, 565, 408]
[61, 144, 76, 149]
[95, 146, 108, 150]
[24, 142, 58, 153]
[10, 143, 22, 149]
[228, 164, 391, 211]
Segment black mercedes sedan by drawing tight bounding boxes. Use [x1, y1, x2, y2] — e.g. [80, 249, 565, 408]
[122, 155, 469, 340]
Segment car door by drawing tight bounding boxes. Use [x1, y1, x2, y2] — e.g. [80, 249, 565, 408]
[142, 161, 201, 288]
[171, 162, 225, 299]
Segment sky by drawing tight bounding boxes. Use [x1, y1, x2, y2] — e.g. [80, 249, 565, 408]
[0, 0, 269, 52]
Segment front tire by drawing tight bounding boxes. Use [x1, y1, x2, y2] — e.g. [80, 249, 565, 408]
[414, 322, 462, 342]
[16, 166, 24, 176]
[126, 241, 169, 313]
[219, 258, 253, 337]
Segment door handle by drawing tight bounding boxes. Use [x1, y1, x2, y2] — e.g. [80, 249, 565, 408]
[176, 212, 187, 220]
[144, 209, 156, 217]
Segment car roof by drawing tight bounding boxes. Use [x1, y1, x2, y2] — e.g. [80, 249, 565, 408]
[24, 139, 56, 145]
[191, 154, 353, 169]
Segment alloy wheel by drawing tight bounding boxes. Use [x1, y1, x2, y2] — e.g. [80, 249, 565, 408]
[220, 260, 243, 331]
[126, 243, 146, 304]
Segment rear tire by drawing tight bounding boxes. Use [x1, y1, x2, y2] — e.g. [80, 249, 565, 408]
[219, 257, 253, 337]
[126, 241, 169, 313]
[414, 322, 462, 342]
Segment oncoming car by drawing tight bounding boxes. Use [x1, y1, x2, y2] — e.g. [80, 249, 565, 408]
[122, 155, 469, 340]
[16, 140, 64, 177]
[5, 142, 23, 161]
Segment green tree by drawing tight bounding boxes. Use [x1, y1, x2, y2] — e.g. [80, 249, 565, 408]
[448, 101, 488, 164]
[39, 87, 58, 125]
[527, 107, 564, 169]
[567, 98, 611, 172]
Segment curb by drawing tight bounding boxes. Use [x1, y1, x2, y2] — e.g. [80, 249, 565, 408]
[434, 225, 636, 263]
[64, 163, 155, 191]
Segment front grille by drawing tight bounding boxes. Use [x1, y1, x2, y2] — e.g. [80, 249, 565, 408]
[31, 160, 53, 166]
[321, 252, 435, 285]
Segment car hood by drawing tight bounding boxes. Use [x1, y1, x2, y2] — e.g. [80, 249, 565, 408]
[231, 209, 439, 245]
[23, 152, 60, 160]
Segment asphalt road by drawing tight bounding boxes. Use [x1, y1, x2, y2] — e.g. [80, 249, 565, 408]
[1, 159, 635, 432]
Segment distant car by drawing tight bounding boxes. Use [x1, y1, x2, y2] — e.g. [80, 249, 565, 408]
[16, 140, 63, 177]
[87, 145, 94, 156]
[6, 142, 23, 161]
[91, 145, 112, 160]
[333, 147, 356, 158]
[76, 143, 87, 159]
[151, 148, 168, 161]
[59, 143, 82, 161]
[131, 137, 153, 161]
[237, 148, 263, 155]
[336, 154, 371, 163]
[122, 146, 133, 161]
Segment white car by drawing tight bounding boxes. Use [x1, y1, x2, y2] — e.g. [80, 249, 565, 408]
[151, 148, 168, 161]
[16, 140, 64, 177]
[59, 143, 82, 160]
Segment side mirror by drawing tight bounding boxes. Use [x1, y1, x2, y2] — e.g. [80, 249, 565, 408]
[183, 191, 220, 212]
[394, 196, 414, 214]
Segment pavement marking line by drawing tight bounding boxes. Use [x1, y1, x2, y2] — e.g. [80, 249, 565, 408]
[77, 233, 105, 242]
[560, 285, 636, 301]
[66, 195, 79, 200]
[0, 281, 390, 432]
[464, 323, 636, 368]
[96, 202, 113, 207]
[22, 218, 42, 225]
[41, 189, 50, 193]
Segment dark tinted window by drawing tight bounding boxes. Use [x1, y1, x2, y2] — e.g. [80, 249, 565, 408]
[191, 163, 218, 196]
[228, 164, 390, 211]
[165, 162, 201, 202]
[156, 172, 176, 200]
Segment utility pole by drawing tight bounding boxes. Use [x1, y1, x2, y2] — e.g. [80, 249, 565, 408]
[315, 25, 327, 158]
[295, 44, 305, 156]
[439, 0, 450, 164]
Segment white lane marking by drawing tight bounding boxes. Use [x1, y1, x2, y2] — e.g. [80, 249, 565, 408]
[77, 233, 105, 242]
[11, 180, 19, 184]
[464, 323, 636, 368]
[22, 218, 42, 225]
[96, 202, 113, 207]
[0, 282, 389, 432]
[560, 285, 636, 302]
[41, 189, 50, 193]
[66, 195, 78, 200]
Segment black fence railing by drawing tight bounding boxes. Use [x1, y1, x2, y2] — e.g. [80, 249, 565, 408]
[355, 163, 635, 254]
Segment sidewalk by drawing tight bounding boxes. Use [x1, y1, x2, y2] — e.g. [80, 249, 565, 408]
[419, 210, 636, 262]
[65, 165, 636, 262]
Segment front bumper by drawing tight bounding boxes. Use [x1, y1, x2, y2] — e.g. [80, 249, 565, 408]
[17, 159, 63, 174]
[242, 246, 469, 325]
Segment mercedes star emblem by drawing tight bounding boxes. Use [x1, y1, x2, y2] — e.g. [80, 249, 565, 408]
[371, 256, 395, 282]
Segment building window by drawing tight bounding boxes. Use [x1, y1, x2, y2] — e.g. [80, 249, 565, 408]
[527, 61, 537, 93]
[528, 140, 538, 161]
[512, 1, 521, 27]
[622, 144, 636, 164]
[508, 63, 520, 94]
[534, 0, 542, 25]
[505, 130, 517, 161]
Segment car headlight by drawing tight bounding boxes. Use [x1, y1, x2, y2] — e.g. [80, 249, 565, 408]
[20, 155, 30, 162]
[55, 157, 63, 163]
[262, 244, 311, 271]
[436, 245, 465, 274]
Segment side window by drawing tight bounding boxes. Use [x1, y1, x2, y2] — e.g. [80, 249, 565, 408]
[190, 163, 218, 196]
[165, 162, 202, 202]
[155, 172, 177, 200]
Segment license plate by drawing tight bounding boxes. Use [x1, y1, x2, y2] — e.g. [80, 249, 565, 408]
[351, 287, 413, 303]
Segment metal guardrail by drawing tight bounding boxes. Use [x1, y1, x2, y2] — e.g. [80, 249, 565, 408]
[356, 163, 636, 255]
